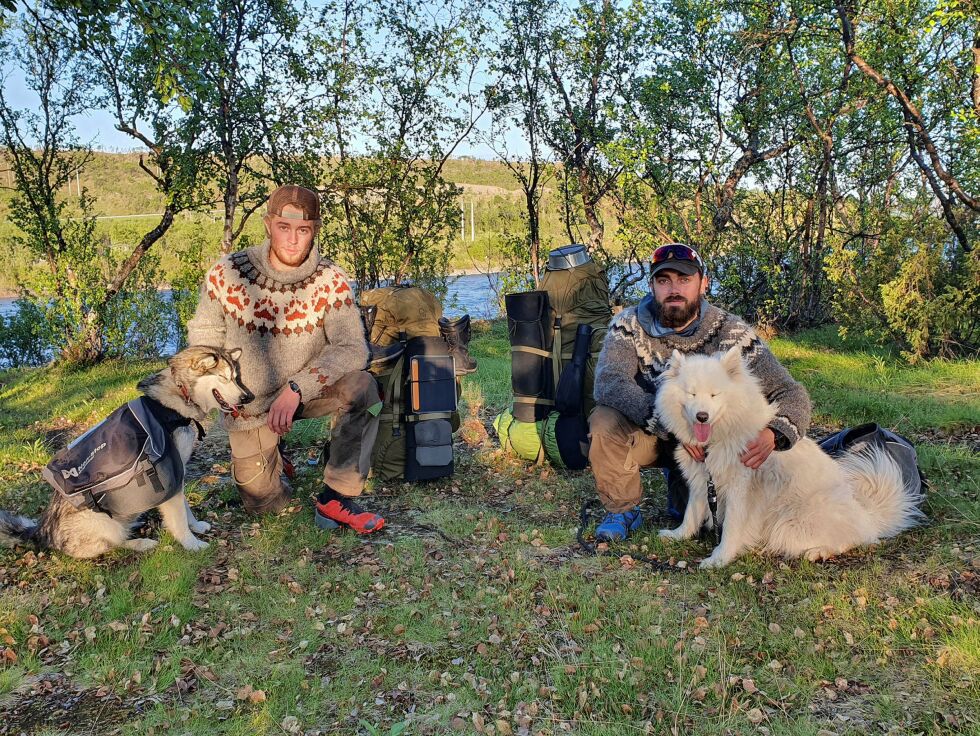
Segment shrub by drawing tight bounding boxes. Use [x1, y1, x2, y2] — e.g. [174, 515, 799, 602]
[0, 298, 51, 368]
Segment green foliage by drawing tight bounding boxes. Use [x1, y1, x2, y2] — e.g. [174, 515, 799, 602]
[880, 247, 980, 361]
[3, 0, 979, 363]
[359, 719, 409, 736]
[0, 299, 48, 367]
[167, 227, 212, 350]
[302, 0, 485, 293]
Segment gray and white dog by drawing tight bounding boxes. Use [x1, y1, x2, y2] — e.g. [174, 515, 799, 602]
[0, 346, 253, 559]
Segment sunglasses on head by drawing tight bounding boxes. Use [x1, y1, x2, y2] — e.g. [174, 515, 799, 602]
[651, 243, 704, 271]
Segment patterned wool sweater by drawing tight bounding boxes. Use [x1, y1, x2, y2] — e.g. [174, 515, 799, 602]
[187, 240, 368, 431]
[594, 298, 811, 448]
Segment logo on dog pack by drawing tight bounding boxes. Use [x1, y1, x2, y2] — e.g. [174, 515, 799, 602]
[62, 442, 107, 479]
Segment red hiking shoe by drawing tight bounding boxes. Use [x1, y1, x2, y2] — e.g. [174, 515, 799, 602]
[315, 488, 385, 535]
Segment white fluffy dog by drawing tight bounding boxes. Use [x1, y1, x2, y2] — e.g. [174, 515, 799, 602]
[655, 347, 924, 569]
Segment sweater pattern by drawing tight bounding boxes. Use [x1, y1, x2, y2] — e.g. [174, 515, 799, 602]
[205, 251, 356, 337]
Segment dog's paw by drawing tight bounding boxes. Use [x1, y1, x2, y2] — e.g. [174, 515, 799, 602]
[699, 552, 729, 570]
[123, 538, 159, 552]
[805, 548, 836, 562]
[658, 528, 683, 541]
[180, 536, 209, 552]
[189, 520, 211, 534]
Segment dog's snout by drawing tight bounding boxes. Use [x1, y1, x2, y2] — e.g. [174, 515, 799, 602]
[696, 411, 709, 423]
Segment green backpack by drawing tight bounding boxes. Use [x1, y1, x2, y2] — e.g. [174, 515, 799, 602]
[538, 255, 611, 417]
[496, 245, 612, 468]
[365, 286, 462, 482]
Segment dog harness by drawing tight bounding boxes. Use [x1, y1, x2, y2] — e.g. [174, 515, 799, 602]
[42, 398, 204, 518]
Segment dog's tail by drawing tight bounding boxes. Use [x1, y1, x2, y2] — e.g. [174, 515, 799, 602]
[840, 445, 925, 538]
[0, 511, 42, 550]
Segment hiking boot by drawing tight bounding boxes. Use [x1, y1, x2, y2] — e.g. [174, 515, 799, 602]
[314, 486, 385, 534]
[438, 314, 478, 375]
[595, 506, 643, 542]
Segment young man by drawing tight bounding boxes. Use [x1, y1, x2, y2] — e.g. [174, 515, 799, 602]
[589, 243, 811, 541]
[187, 185, 385, 533]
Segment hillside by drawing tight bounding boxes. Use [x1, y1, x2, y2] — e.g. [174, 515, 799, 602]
[0, 153, 577, 293]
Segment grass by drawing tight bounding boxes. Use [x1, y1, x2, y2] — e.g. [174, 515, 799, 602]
[0, 325, 978, 735]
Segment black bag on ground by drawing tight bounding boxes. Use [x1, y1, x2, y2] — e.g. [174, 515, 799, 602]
[818, 423, 926, 498]
[41, 398, 188, 516]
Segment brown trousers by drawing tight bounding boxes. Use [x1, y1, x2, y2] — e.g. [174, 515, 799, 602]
[588, 405, 677, 513]
[228, 371, 381, 514]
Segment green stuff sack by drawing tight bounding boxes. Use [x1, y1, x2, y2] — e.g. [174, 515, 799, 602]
[371, 354, 408, 481]
[492, 409, 544, 462]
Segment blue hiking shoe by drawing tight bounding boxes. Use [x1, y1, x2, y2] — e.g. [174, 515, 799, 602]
[595, 507, 643, 542]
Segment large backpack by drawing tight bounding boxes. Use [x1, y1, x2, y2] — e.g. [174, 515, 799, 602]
[538, 248, 611, 417]
[41, 397, 198, 517]
[364, 286, 463, 482]
[361, 285, 443, 346]
[496, 245, 612, 468]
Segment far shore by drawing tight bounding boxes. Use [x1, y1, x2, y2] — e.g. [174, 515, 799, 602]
[0, 268, 501, 301]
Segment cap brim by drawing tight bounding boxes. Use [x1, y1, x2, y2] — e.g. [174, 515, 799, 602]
[651, 260, 701, 276]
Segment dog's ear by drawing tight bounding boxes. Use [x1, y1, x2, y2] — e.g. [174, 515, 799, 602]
[720, 345, 744, 378]
[228, 347, 242, 364]
[192, 353, 219, 372]
[664, 349, 685, 377]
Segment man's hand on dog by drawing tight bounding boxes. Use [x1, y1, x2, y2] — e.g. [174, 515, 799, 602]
[741, 428, 775, 469]
[267, 387, 301, 435]
[684, 428, 775, 469]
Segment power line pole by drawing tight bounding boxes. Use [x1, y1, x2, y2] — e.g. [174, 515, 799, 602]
[470, 200, 475, 242]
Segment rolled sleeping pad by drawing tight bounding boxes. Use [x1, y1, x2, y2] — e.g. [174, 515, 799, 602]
[554, 323, 593, 417]
[543, 413, 590, 470]
[505, 290, 555, 422]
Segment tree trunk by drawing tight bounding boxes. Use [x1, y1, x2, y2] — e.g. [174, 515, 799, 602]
[222, 174, 238, 254]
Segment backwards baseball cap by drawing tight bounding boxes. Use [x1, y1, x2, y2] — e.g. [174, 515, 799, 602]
[650, 242, 706, 277]
[266, 185, 321, 222]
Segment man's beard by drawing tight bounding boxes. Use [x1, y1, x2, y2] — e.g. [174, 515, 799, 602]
[658, 297, 700, 328]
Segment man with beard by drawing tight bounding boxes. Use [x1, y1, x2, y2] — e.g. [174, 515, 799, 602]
[588, 243, 811, 541]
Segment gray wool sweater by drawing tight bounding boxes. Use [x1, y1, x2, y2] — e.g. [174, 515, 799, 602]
[594, 297, 811, 447]
[187, 240, 368, 432]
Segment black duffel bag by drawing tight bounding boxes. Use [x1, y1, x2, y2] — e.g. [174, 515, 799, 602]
[818, 423, 927, 499]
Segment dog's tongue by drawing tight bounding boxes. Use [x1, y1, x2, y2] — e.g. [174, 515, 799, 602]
[694, 422, 712, 443]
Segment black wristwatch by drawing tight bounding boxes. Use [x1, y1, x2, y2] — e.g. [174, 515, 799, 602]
[288, 380, 302, 401]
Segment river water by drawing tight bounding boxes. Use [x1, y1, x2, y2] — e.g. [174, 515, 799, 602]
[0, 272, 504, 361]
